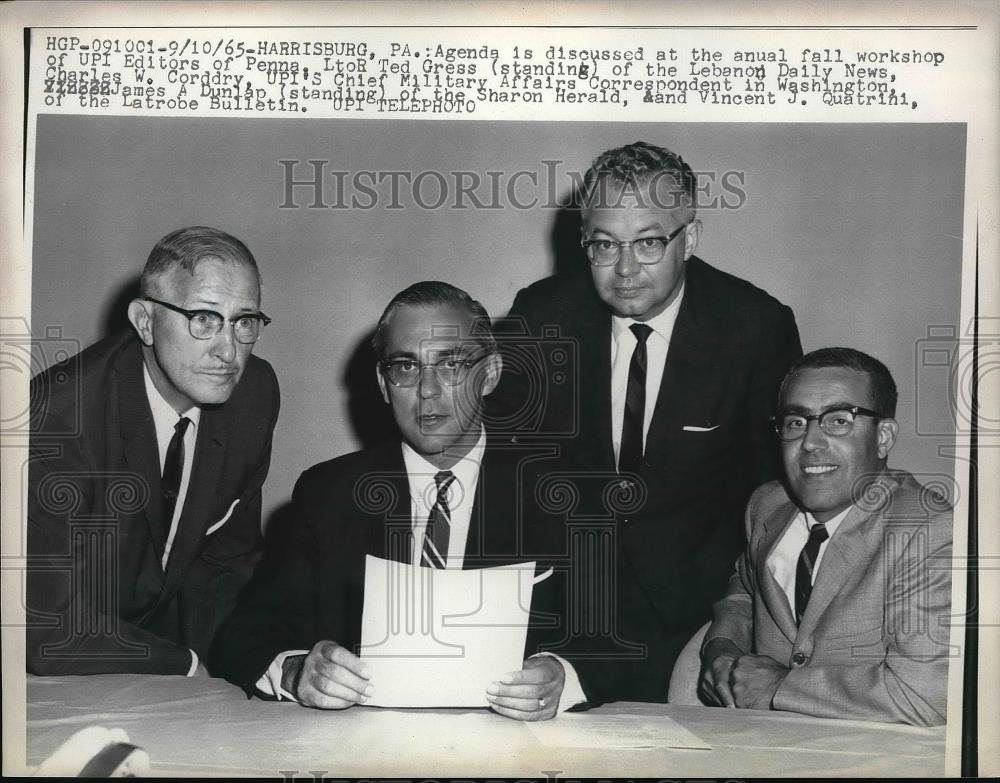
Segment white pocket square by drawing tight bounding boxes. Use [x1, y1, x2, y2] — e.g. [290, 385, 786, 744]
[206, 498, 240, 536]
[683, 424, 720, 432]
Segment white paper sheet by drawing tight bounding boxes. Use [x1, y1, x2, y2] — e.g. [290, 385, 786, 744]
[526, 713, 712, 750]
[359, 555, 536, 708]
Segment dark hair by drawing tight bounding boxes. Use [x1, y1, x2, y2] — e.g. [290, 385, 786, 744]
[140, 226, 260, 297]
[371, 280, 496, 360]
[580, 140, 696, 222]
[779, 347, 898, 418]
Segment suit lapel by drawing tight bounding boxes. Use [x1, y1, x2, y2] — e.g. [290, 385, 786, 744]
[646, 259, 732, 458]
[797, 474, 899, 636]
[117, 344, 167, 566]
[372, 444, 417, 565]
[581, 306, 615, 470]
[758, 500, 800, 642]
[161, 409, 225, 584]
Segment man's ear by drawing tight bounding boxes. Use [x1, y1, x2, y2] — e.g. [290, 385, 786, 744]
[683, 218, 702, 260]
[479, 352, 503, 397]
[876, 417, 899, 460]
[375, 365, 390, 405]
[127, 299, 154, 346]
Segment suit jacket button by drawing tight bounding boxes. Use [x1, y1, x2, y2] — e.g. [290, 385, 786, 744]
[622, 517, 631, 527]
[791, 652, 807, 666]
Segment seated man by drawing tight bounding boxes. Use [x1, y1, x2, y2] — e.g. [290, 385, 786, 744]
[28, 226, 279, 676]
[699, 347, 952, 726]
[213, 281, 571, 720]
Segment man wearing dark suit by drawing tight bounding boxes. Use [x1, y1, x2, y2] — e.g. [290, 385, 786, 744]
[699, 348, 951, 726]
[490, 141, 803, 704]
[27, 226, 280, 676]
[213, 281, 569, 720]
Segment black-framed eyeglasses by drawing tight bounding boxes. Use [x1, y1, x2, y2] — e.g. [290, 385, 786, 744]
[144, 297, 271, 344]
[581, 222, 689, 267]
[771, 405, 884, 441]
[379, 353, 487, 388]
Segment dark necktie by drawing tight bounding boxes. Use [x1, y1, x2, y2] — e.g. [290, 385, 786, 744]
[618, 323, 653, 475]
[421, 471, 456, 569]
[795, 521, 829, 623]
[162, 416, 191, 527]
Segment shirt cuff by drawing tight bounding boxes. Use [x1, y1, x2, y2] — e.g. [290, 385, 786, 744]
[534, 652, 587, 714]
[186, 650, 199, 677]
[255, 650, 309, 701]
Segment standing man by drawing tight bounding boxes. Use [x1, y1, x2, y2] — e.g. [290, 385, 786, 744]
[213, 281, 568, 720]
[699, 348, 951, 726]
[491, 141, 802, 703]
[28, 226, 280, 676]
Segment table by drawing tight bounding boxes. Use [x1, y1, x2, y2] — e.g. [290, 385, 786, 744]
[25, 675, 946, 778]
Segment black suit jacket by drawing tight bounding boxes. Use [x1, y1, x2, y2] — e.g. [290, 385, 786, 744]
[27, 331, 280, 674]
[212, 439, 566, 693]
[490, 257, 802, 703]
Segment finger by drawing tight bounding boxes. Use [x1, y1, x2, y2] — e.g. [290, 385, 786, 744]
[488, 681, 547, 700]
[314, 659, 374, 699]
[697, 674, 722, 707]
[497, 667, 548, 686]
[297, 678, 357, 710]
[323, 644, 372, 680]
[489, 701, 556, 722]
[306, 667, 373, 705]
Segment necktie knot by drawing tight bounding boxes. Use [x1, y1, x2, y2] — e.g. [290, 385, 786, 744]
[630, 323, 653, 344]
[434, 470, 456, 505]
[174, 416, 191, 438]
[807, 522, 829, 545]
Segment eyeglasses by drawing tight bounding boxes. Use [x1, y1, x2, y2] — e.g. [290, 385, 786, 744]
[771, 405, 884, 441]
[581, 223, 689, 266]
[144, 297, 271, 344]
[379, 354, 486, 388]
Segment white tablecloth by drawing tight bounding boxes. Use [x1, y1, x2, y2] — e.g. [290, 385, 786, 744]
[25, 675, 946, 777]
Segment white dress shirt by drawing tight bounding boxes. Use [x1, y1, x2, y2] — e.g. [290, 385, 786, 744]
[610, 283, 685, 465]
[767, 505, 853, 614]
[142, 363, 202, 676]
[403, 429, 485, 569]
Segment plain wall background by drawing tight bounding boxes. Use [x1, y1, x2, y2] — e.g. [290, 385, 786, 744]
[30, 117, 965, 524]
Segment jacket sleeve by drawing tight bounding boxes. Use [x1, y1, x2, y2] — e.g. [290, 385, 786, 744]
[702, 487, 763, 656]
[26, 430, 194, 675]
[746, 302, 802, 489]
[772, 509, 953, 726]
[211, 469, 325, 693]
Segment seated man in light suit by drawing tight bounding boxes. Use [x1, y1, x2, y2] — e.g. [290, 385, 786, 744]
[213, 281, 577, 719]
[699, 347, 952, 726]
[28, 226, 280, 675]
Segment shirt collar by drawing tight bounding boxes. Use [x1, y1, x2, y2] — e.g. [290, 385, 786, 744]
[143, 362, 201, 431]
[611, 281, 686, 342]
[803, 505, 853, 538]
[401, 427, 485, 507]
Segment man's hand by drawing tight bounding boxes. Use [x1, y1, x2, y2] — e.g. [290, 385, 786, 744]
[730, 654, 789, 710]
[698, 637, 743, 708]
[293, 641, 373, 710]
[486, 656, 565, 721]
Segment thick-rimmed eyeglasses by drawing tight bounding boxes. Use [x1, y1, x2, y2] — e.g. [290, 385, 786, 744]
[771, 405, 883, 441]
[379, 354, 486, 388]
[144, 297, 271, 344]
[581, 222, 689, 266]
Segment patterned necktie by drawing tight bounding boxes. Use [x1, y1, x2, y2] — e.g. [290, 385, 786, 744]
[619, 323, 653, 475]
[162, 416, 191, 527]
[795, 521, 829, 623]
[421, 471, 456, 569]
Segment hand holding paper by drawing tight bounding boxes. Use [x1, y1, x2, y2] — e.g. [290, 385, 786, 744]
[293, 641, 374, 710]
[486, 655, 565, 721]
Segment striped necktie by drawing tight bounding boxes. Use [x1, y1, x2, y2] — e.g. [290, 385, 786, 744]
[421, 471, 456, 569]
[795, 521, 829, 623]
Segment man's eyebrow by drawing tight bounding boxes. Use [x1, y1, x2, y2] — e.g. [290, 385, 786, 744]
[590, 222, 665, 237]
[780, 401, 860, 414]
[384, 351, 418, 361]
